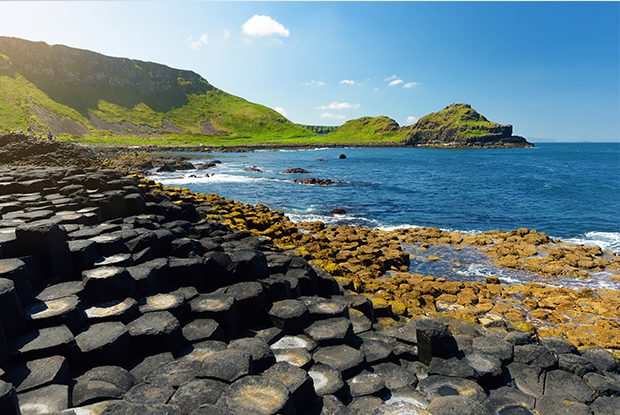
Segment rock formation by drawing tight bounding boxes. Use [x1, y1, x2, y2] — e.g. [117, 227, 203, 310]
[400, 104, 532, 147]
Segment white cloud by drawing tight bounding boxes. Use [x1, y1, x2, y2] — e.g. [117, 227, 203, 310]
[223, 30, 231, 39]
[406, 116, 418, 124]
[187, 34, 208, 50]
[389, 79, 404, 86]
[301, 81, 325, 87]
[320, 113, 346, 119]
[385, 75, 397, 81]
[403, 82, 420, 88]
[314, 102, 360, 110]
[273, 107, 287, 116]
[242, 15, 290, 37]
[340, 79, 355, 85]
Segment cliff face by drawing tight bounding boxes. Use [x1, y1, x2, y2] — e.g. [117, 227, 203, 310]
[0, 36, 212, 115]
[400, 104, 532, 147]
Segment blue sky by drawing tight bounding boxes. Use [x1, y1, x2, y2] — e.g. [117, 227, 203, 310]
[0, 1, 618, 142]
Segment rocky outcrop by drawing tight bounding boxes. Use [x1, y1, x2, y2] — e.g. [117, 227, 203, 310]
[0, 133, 103, 167]
[293, 178, 340, 186]
[400, 104, 533, 147]
[282, 168, 311, 174]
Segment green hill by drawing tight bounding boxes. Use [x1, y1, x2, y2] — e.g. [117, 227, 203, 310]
[399, 103, 531, 147]
[323, 116, 401, 142]
[0, 36, 313, 143]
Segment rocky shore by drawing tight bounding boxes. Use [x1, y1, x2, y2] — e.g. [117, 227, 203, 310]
[0, 133, 619, 415]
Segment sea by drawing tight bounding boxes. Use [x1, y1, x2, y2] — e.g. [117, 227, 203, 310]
[147, 142, 620, 290]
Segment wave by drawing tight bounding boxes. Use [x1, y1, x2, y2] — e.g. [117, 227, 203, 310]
[146, 172, 279, 186]
[254, 147, 332, 153]
[562, 231, 620, 254]
[287, 211, 378, 227]
[460, 264, 620, 291]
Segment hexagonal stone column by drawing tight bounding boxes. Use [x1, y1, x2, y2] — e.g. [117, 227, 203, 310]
[127, 311, 184, 356]
[82, 267, 135, 303]
[75, 321, 132, 368]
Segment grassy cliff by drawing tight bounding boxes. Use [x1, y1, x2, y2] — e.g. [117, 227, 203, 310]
[0, 36, 313, 142]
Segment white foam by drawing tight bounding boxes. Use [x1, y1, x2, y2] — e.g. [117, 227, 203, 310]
[376, 223, 424, 232]
[287, 212, 377, 227]
[256, 147, 331, 152]
[147, 173, 275, 186]
[562, 231, 620, 254]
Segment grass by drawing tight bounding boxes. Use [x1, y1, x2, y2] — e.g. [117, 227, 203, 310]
[0, 74, 89, 131]
[410, 103, 503, 137]
[324, 116, 404, 141]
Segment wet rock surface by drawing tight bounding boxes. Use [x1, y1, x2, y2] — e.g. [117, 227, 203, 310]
[0, 159, 618, 414]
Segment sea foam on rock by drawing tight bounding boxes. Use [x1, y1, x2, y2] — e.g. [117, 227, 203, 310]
[0, 163, 618, 415]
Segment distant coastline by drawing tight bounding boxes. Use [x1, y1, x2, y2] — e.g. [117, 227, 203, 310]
[87, 140, 534, 155]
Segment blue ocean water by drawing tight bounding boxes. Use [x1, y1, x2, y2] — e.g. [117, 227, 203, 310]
[148, 143, 620, 254]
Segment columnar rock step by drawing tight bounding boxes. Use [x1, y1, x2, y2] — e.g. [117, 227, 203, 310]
[0, 166, 618, 415]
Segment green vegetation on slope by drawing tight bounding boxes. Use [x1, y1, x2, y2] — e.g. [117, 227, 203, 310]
[168, 90, 312, 139]
[298, 125, 337, 135]
[407, 103, 502, 137]
[324, 116, 402, 142]
[0, 74, 89, 131]
[0, 36, 315, 141]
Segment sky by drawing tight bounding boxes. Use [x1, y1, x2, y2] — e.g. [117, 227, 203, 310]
[0, 1, 618, 142]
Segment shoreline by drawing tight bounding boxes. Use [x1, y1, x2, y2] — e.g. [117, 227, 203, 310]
[84, 140, 534, 155]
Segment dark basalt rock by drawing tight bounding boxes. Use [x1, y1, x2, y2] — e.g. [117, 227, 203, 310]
[168, 379, 227, 414]
[0, 380, 20, 415]
[282, 168, 311, 174]
[3, 355, 70, 394]
[228, 337, 276, 373]
[304, 317, 354, 347]
[200, 349, 253, 382]
[513, 344, 558, 370]
[123, 383, 176, 406]
[558, 353, 597, 377]
[145, 359, 202, 388]
[314, 344, 366, 380]
[263, 361, 317, 411]
[534, 395, 592, 415]
[580, 347, 620, 374]
[0, 278, 28, 341]
[268, 299, 310, 334]
[410, 318, 458, 365]
[426, 395, 492, 415]
[294, 178, 340, 186]
[127, 310, 184, 356]
[217, 375, 294, 415]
